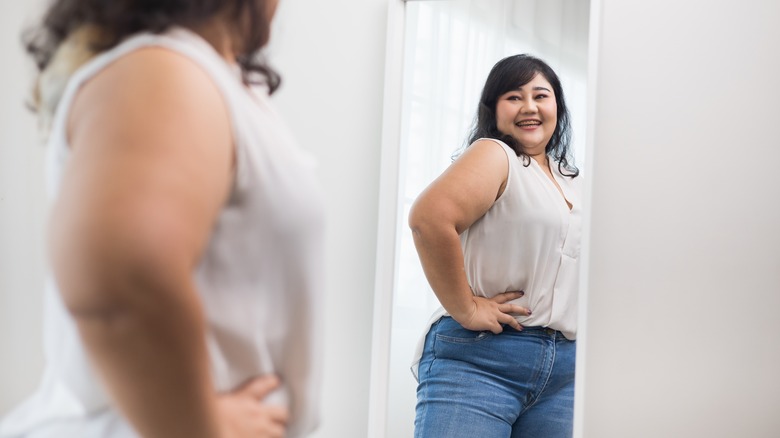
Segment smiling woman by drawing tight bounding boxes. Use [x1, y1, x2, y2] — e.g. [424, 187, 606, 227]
[473, 54, 578, 177]
[409, 53, 582, 437]
[497, 77, 559, 151]
[369, 1, 591, 437]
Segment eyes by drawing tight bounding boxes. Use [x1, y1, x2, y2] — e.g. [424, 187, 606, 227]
[506, 94, 549, 101]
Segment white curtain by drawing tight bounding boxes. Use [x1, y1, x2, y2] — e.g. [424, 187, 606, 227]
[387, 1, 590, 436]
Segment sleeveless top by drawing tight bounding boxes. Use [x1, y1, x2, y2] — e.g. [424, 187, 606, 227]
[411, 138, 582, 379]
[0, 28, 325, 437]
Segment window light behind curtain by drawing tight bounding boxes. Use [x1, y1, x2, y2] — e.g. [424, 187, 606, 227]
[386, 0, 590, 436]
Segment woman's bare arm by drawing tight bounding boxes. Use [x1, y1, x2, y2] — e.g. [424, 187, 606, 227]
[51, 47, 233, 438]
[408, 140, 530, 333]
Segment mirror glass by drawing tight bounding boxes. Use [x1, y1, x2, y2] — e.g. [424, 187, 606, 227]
[385, 0, 591, 436]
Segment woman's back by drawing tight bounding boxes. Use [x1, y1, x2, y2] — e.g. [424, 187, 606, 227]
[0, 27, 325, 438]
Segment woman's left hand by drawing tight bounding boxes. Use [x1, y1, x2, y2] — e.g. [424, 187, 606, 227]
[454, 291, 531, 334]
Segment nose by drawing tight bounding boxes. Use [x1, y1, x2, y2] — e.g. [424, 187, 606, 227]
[521, 99, 538, 114]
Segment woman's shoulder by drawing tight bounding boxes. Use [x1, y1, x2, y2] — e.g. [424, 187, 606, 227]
[470, 137, 514, 154]
[74, 44, 224, 113]
[66, 41, 233, 162]
[464, 137, 517, 165]
[77, 27, 234, 90]
[458, 138, 514, 167]
[58, 28, 231, 113]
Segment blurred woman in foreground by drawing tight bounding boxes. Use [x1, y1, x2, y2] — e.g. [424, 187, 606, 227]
[0, 1, 325, 437]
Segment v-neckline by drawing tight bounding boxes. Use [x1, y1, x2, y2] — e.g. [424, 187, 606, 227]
[530, 158, 573, 212]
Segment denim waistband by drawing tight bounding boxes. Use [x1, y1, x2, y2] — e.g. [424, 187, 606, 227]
[517, 325, 558, 334]
[438, 316, 569, 340]
[500, 324, 569, 340]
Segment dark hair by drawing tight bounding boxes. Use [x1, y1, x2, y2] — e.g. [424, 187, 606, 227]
[24, 0, 280, 93]
[467, 54, 578, 177]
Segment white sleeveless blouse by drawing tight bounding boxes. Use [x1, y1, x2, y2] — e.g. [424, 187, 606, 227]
[412, 138, 582, 379]
[0, 28, 325, 437]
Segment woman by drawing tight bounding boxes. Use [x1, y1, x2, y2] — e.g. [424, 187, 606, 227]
[410, 54, 582, 438]
[0, 1, 324, 437]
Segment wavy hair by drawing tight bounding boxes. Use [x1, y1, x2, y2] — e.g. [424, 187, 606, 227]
[467, 54, 578, 177]
[25, 0, 279, 87]
[24, 0, 280, 135]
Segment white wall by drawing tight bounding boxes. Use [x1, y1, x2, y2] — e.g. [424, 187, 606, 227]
[0, 0, 47, 415]
[0, 1, 388, 437]
[580, 0, 780, 436]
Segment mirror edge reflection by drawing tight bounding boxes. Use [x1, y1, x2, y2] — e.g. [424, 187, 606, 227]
[367, 0, 408, 436]
[572, 0, 601, 436]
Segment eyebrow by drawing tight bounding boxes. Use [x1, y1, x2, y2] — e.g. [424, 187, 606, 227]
[516, 86, 552, 92]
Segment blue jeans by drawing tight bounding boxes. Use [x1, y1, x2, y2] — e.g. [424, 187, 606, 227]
[414, 317, 576, 438]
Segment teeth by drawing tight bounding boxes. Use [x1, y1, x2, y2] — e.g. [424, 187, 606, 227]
[517, 121, 541, 127]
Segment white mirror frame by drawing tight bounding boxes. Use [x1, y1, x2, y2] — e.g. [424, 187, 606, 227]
[367, 1, 603, 436]
[367, 0, 406, 436]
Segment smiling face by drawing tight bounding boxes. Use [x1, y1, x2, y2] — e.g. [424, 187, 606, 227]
[495, 73, 558, 157]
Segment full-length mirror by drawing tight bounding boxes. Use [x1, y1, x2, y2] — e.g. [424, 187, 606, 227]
[372, 0, 592, 436]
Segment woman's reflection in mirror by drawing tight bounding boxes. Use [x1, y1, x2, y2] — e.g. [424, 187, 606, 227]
[409, 54, 582, 438]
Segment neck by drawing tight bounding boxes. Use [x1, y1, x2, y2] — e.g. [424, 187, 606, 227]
[530, 153, 549, 168]
[190, 18, 237, 63]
